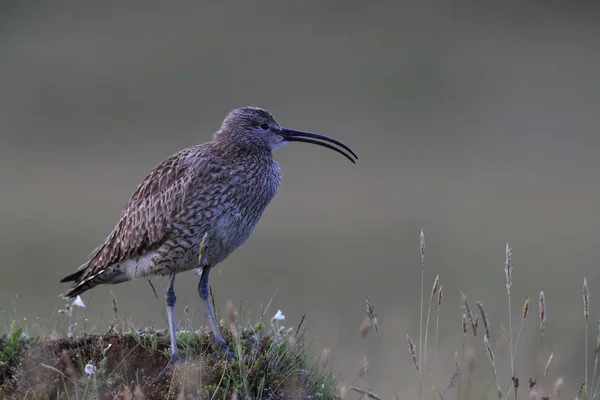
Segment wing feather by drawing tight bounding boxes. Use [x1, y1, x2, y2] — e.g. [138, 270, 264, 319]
[77, 145, 204, 281]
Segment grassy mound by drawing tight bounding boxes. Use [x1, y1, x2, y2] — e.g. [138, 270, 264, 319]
[0, 317, 338, 399]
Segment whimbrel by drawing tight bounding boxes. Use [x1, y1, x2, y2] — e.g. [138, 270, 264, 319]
[60, 106, 357, 380]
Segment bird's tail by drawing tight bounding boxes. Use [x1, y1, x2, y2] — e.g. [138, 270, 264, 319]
[61, 277, 98, 299]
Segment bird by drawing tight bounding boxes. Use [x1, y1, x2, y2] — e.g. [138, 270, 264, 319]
[60, 106, 357, 381]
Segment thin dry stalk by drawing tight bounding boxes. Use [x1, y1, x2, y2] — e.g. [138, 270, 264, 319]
[592, 319, 600, 398]
[423, 274, 440, 376]
[484, 335, 502, 398]
[539, 291, 546, 343]
[504, 243, 515, 394]
[539, 352, 553, 390]
[458, 314, 468, 400]
[464, 346, 476, 400]
[419, 228, 426, 400]
[111, 292, 121, 334]
[584, 278, 590, 395]
[512, 297, 529, 399]
[349, 386, 383, 400]
[226, 300, 238, 340]
[436, 285, 443, 353]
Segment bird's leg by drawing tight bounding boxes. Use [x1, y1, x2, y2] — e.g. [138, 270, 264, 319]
[153, 271, 181, 382]
[198, 267, 233, 357]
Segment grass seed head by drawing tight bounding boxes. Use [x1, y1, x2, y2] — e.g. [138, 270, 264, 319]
[406, 334, 419, 372]
[363, 297, 380, 338]
[522, 298, 530, 320]
[420, 229, 426, 262]
[539, 291, 546, 336]
[584, 277, 590, 320]
[431, 274, 440, 298]
[505, 242, 512, 292]
[462, 313, 467, 335]
[575, 381, 585, 400]
[476, 301, 490, 340]
[438, 285, 443, 307]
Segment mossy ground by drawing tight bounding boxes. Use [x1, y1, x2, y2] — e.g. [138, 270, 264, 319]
[0, 319, 339, 399]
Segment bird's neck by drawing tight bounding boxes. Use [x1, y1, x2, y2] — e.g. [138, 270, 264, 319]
[211, 135, 273, 163]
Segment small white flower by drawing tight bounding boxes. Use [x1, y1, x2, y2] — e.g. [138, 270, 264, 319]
[72, 295, 86, 308]
[272, 310, 285, 321]
[84, 363, 97, 375]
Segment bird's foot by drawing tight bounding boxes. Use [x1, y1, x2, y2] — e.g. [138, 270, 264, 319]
[152, 353, 181, 384]
[212, 339, 236, 360]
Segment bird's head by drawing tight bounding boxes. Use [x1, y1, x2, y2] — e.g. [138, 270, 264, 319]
[214, 106, 357, 163]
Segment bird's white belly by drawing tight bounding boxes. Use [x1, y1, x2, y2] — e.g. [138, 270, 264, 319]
[124, 251, 156, 279]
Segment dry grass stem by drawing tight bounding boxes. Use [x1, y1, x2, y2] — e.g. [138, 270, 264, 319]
[349, 386, 383, 400]
[226, 300, 238, 340]
[418, 229, 425, 400]
[584, 277, 590, 395]
[423, 274, 440, 375]
[512, 297, 530, 376]
[484, 335, 495, 367]
[476, 301, 490, 340]
[484, 335, 502, 398]
[539, 352, 553, 390]
[436, 285, 443, 352]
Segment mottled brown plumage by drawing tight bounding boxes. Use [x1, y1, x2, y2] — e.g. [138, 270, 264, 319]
[60, 106, 357, 381]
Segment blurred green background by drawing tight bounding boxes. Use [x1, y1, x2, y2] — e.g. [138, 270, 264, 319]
[1, 1, 600, 397]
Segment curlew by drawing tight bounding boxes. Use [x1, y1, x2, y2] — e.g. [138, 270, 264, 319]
[60, 106, 357, 380]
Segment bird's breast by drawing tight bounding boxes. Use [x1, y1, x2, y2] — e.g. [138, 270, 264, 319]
[205, 163, 281, 264]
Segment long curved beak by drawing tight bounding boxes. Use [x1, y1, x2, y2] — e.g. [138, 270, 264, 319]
[279, 128, 358, 163]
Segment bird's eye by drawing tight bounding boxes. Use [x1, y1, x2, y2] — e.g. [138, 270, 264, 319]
[260, 123, 269, 130]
